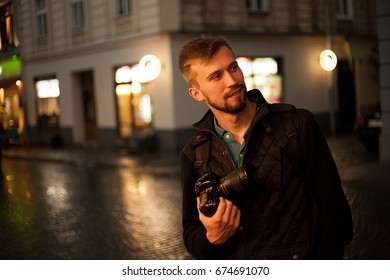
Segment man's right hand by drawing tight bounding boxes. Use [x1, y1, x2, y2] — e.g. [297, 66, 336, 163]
[197, 197, 241, 245]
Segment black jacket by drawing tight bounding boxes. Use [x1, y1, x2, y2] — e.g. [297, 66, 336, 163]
[181, 89, 353, 259]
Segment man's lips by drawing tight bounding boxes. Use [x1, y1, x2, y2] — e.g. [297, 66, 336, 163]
[226, 87, 243, 99]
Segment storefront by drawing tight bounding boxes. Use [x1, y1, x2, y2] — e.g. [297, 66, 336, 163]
[20, 34, 378, 151]
[237, 56, 283, 103]
[114, 54, 161, 151]
[0, 55, 23, 145]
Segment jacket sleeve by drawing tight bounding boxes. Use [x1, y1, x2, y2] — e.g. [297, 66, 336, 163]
[298, 109, 353, 259]
[181, 149, 228, 259]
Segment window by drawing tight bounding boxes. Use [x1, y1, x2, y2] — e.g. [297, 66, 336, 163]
[114, 65, 154, 138]
[72, 0, 84, 28]
[35, 77, 61, 130]
[337, 0, 353, 20]
[36, 0, 48, 37]
[117, 0, 132, 16]
[237, 56, 283, 103]
[0, 2, 18, 51]
[246, 0, 269, 13]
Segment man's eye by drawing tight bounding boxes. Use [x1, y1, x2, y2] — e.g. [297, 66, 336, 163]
[230, 65, 239, 72]
[211, 74, 221, 80]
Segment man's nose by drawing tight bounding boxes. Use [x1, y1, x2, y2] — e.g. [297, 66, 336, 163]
[225, 72, 238, 86]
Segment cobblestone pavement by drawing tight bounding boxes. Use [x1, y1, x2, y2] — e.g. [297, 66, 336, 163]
[326, 135, 390, 260]
[1, 149, 189, 260]
[1, 133, 389, 260]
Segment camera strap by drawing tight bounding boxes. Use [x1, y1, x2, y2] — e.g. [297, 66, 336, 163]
[193, 131, 211, 177]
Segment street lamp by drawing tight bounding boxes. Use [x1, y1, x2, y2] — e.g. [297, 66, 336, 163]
[319, 50, 337, 72]
[319, 49, 337, 134]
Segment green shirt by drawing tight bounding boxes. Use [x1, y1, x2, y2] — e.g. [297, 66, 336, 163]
[214, 118, 247, 168]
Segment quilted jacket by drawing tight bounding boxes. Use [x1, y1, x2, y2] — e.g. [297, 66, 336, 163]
[181, 89, 353, 259]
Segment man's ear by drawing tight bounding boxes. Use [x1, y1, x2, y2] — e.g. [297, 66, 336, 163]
[189, 87, 204, 102]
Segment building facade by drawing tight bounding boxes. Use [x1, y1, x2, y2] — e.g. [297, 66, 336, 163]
[11, 0, 379, 151]
[377, 0, 390, 163]
[0, 0, 22, 146]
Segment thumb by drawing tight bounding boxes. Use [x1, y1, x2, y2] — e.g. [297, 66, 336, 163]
[196, 197, 204, 217]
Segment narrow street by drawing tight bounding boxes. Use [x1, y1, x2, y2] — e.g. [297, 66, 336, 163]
[1, 133, 389, 259]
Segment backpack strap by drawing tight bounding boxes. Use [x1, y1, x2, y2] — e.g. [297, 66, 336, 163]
[193, 131, 211, 177]
[268, 103, 304, 178]
[268, 103, 299, 147]
[262, 103, 302, 207]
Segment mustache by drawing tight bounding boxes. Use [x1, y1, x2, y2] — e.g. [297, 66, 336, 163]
[224, 84, 245, 99]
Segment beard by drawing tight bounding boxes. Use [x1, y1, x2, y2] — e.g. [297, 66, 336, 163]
[204, 84, 248, 114]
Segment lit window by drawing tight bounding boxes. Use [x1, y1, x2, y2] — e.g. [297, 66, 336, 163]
[139, 94, 152, 124]
[0, 2, 18, 51]
[72, 0, 84, 29]
[115, 65, 154, 138]
[36, 0, 47, 38]
[35, 77, 61, 129]
[115, 66, 132, 83]
[117, 0, 132, 16]
[246, 0, 269, 13]
[36, 79, 60, 98]
[237, 57, 282, 103]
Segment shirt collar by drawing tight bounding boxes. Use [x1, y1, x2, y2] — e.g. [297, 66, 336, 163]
[213, 117, 249, 140]
[214, 117, 227, 138]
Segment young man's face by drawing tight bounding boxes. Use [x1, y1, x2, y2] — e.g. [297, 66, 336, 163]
[189, 46, 247, 114]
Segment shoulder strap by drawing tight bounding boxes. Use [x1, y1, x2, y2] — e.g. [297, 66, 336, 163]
[193, 131, 211, 177]
[266, 103, 304, 178]
[268, 103, 299, 147]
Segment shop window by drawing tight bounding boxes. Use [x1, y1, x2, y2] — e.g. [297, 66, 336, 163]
[35, 78, 60, 130]
[237, 56, 283, 103]
[0, 80, 23, 143]
[115, 65, 154, 139]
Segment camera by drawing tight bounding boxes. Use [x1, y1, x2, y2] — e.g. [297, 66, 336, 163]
[194, 164, 256, 217]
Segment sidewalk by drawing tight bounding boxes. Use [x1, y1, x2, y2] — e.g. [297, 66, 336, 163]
[326, 135, 390, 259]
[2, 145, 181, 174]
[3, 135, 389, 179]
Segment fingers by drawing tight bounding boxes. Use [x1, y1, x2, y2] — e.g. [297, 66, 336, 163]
[216, 197, 238, 221]
[197, 197, 241, 245]
[222, 198, 241, 231]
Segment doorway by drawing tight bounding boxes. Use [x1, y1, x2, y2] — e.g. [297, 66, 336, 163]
[337, 59, 356, 132]
[81, 71, 97, 141]
[80, 71, 97, 142]
[73, 71, 97, 145]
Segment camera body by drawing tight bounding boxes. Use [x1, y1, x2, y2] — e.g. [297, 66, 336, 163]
[194, 164, 255, 217]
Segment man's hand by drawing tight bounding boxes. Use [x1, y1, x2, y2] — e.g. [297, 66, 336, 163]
[197, 197, 241, 245]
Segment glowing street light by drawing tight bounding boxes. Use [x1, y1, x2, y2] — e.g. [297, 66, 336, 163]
[319, 49, 337, 71]
[319, 49, 337, 135]
[138, 54, 161, 83]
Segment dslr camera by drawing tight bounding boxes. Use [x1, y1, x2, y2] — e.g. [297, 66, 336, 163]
[194, 164, 255, 217]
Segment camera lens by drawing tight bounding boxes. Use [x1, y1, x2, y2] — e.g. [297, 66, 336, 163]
[218, 164, 254, 196]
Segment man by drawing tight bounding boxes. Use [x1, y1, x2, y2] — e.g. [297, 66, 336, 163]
[179, 35, 353, 259]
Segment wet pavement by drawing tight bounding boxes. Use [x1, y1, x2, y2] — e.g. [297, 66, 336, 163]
[1, 133, 390, 260]
[0, 148, 188, 260]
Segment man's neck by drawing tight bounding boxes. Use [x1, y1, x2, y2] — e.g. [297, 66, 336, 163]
[214, 102, 256, 145]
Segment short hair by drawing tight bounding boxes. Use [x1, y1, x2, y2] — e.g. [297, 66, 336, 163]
[178, 35, 234, 86]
